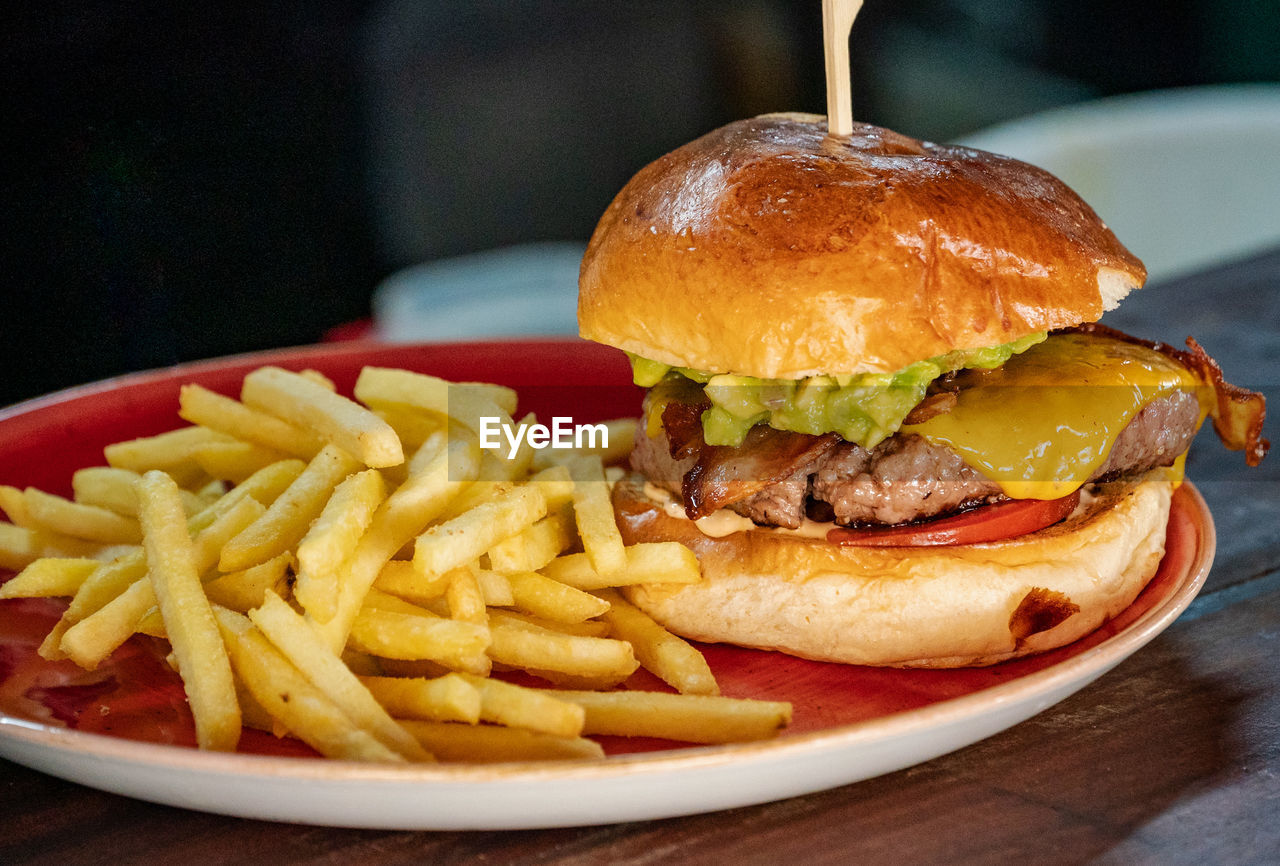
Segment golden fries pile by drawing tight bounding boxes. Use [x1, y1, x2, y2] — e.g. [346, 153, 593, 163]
[0, 365, 791, 762]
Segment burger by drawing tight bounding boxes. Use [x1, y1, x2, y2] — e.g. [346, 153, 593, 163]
[577, 113, 1268, 668]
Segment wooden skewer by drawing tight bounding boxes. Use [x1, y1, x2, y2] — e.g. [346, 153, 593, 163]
[822, 0, 863, 137]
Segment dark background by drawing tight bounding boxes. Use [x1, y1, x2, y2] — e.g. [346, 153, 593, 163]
[5, 1, 1278, 407]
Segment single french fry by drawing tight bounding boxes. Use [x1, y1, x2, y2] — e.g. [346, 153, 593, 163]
[506, 571, 611, 624]
[359, 673, 482, 724]
[211, 458, 306, 512]
[372, 405, 445, 451]
[241, 366, 403, 468]
[472, 567, 514, 607]
[362, 586, 442, 616]
[71, 467, 140, 515]
[487, 619, 637, 681]
[594, 589, 718, 696]
[0, 557, 100, 599]
[219, 444, 362, 572]
[71, 467, 205, 518]
[213, 606, 402, 762]
[486, 608, 611, 639]
[354, 367, 518, 432]
[567, 456, 626, 577]
[348, 607, 491, 675]
[192, 441, 292, 485]
[486, 509, 575, 574]
[456, 672, 584, 737]
[527, 463, 575, 509]
[136, 471, 239, 751]
[372, 559, 451, 606]
[136, 607, 166, 638]
[59, 575, 161, 669]
[248, 591, 431, 761]
[103, 425, 232, 484]
[22, 488, 142, 545]
[444, 565, 487, 624]
[541, 542, 701, 591]
[203, 552, 292, 613]
[0, 485, 34, 527]
[0, 522, 105, 572]
[234, 679, 278, 734]
[413, 484, 546, 576]
[179, 383, 326, 459]
[548, 690, 792, 744]
[298, 369, 336, 390]
[294, 468, 386, 623]
[398, 720, 604, 763]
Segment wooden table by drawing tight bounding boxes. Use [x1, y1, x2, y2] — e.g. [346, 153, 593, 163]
[3, 249, 1278, 864]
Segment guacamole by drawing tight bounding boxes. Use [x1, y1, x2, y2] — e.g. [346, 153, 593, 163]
[630, 332, 1047, 448]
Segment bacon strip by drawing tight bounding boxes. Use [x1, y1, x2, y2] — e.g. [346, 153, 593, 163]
[682, 427, 840, 520]
[1074, 323, 1269, 466]
[661, 398, 708, 460]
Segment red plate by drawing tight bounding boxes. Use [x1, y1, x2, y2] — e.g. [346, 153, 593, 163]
[0, 339, 1211, 763]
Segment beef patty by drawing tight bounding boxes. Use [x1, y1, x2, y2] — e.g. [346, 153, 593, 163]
[631, 390, 1201, 528]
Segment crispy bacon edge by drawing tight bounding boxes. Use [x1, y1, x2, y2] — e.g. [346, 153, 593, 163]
[1073, 323, 1269, 466]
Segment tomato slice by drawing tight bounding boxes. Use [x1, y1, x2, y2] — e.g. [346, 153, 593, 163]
[826, 490, 1082, 548]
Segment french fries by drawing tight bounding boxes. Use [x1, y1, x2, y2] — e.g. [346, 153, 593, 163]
[215, 606, 401, 762]
[360, 673, 482, 724]
[399, 720, 604, 763]
[544, 689, 793, 744]
[0, 557, 99, 599]
[294, 468, 386, 622]
[595, 589, 718, 695]
[412, 484, 547, 575]
[241, 366, 402, 468]
[487, 620, 639, 681]
[0, 360, 796, 765]
[137, 470, 240, 752]
[219, 444, 362, 572]
[247, 591, 430, 761]
[567, 456, 627, 577]
[542, 541, 702, 590]
[72, 466, 205, 518]
[179, 383, 326, 460]
[22, 488, 142, 545]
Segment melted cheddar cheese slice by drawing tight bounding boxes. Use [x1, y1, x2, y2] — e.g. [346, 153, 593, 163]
[904, 332, 1206, 500]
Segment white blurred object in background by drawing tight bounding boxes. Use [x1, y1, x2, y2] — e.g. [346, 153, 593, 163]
[958, 84, 1280, 283]
[372, 242, 584, 342]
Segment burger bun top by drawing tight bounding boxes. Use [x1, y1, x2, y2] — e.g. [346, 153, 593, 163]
[578, 113, 1146, 379]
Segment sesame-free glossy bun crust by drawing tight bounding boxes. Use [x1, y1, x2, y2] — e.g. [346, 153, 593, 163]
[612, 475, 1171, 667]
[579, 113, 1146, 378]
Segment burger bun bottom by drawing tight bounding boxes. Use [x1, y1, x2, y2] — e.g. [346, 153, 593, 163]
[612, 474, 1173, 668]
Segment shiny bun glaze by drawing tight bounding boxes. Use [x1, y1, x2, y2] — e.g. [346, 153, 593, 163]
[612, 475, 1172, 668]
[579, 113, 1146, 378]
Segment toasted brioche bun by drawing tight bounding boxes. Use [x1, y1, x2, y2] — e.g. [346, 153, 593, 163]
[612, 475, 1172, 667]
[579, 113, 1145, 379]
